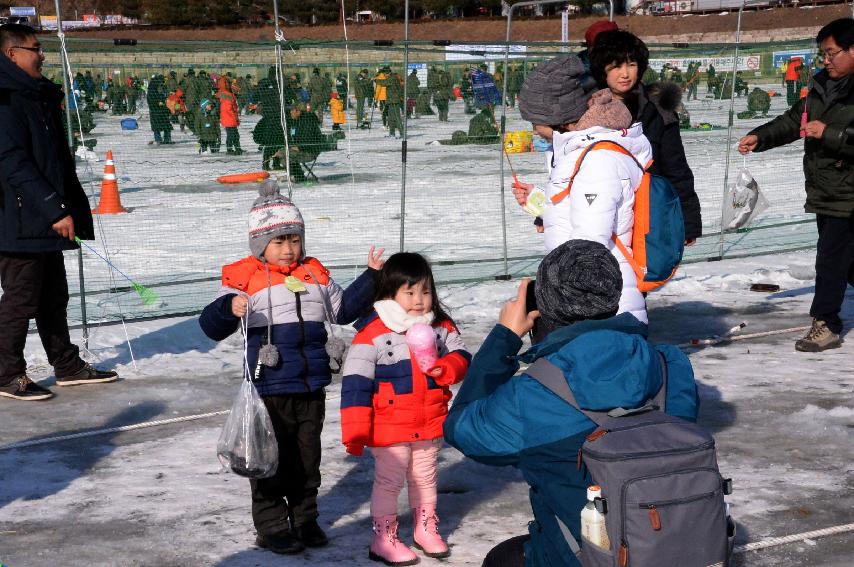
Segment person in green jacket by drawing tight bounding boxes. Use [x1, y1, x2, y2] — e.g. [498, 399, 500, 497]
[737, 87, 771, 119]
[738, 18, 854, 353]
[467, 106, 499, 143]
[406, 69, 419, 118]
[195, 98, 221, 153]
[434, 69, 452, 122]
[460, 68, 475, 114]
[308, 68, 326, 121]
[354, 69, 372, 127]
[381, 69, 404, 137]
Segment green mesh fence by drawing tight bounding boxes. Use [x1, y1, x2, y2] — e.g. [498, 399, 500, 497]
[37, 35, 818, 327]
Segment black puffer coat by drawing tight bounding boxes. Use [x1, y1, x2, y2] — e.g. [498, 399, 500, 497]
[0, 55, 93, 253]
[628, 82, 702, 241]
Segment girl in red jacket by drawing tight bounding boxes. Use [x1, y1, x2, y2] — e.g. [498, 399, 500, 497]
[340, 252, 470, 565]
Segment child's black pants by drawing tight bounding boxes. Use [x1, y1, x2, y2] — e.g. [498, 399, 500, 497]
[250, 390, 326, 536]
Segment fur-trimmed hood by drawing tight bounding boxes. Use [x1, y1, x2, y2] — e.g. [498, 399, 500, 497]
[639, 81, 683, 125]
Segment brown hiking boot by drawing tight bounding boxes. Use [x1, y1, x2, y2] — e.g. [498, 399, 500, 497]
[795, 319, 841, 352]
[0, 375, 54, 401]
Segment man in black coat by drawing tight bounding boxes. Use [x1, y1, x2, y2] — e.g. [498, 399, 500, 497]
[0, 24, 117, 401]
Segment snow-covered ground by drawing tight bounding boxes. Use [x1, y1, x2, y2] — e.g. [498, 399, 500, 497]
[1, 249, 852, 566]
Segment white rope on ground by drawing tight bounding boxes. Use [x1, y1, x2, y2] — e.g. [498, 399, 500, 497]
[340, 0, 357, 189]
[57, 31, 137, 370]
[0, 410, 230, 452]
[733, 523, 854, 555]
[677, 325, 811, 349]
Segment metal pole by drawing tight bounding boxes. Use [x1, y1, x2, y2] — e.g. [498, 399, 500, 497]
[500, 0, 594, 279]
[54, 0, 88, 344]
[400, 0, 409, 252]
[271, 0, 293, 190]
[718, 0, 748, 259]
[53, 0, 73, 149]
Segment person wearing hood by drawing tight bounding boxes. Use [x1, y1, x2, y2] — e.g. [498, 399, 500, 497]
[0, 24, 118, 402]
[739, 18, 854, 353]
[444, 240, 699, 567]
[513, 54, 652, 324]
[590, 30, 702, 244]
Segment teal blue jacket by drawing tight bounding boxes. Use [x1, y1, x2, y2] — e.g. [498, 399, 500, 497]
[444, 314, 699, 567]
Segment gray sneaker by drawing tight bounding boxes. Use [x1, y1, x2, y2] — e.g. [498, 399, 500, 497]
[795, 319, 841, 352]
[0, 375, 55, 401]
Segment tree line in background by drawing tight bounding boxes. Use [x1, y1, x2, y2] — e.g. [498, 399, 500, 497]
[6, 0, 607, 27]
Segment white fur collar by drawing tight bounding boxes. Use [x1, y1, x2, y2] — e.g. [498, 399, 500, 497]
[374, 300, 435, 333]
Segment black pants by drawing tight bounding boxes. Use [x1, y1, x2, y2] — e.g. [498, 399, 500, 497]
[250, 390, 326, 536]
[262, 146, 283, 170]
[225, 127, 240, 151]
[811, 213, 854, 334]
[482, 535, 528, 567]
[0, 251, 84, 385]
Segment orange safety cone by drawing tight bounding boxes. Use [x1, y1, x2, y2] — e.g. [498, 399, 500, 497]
[92, 150, 128, 214]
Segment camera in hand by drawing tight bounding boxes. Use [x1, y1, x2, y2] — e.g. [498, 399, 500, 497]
[526, 280, 537, 313]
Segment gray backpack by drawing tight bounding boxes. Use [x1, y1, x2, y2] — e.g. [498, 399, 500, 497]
[525, 354, 735, 567]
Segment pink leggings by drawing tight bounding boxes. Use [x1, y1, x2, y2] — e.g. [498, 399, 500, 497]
[370, 438, 442, 518]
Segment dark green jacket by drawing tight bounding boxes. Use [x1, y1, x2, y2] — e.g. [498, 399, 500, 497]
[750, 69, 854, 217]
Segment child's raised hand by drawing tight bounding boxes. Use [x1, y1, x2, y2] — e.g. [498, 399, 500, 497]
[367, 246, 385, 270]
[511, 180, 533, 206]
[231, 295, 249, 318]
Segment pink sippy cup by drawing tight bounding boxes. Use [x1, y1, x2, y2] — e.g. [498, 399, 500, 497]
[405, 323, 439, 373]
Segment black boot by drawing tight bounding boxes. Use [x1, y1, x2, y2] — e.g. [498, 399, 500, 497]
[256, 530, 305, 555]
[295, 520, 329, 547]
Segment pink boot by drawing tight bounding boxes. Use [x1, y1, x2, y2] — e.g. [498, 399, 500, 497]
[369, 515, 419, 566]
[412, 507, 450, 558]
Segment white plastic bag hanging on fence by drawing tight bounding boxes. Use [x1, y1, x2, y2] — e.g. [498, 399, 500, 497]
[217, 315, 278, 479]
[722, 169, 769, 231]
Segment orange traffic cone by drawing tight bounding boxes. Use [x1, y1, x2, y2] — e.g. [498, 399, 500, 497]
[92, 150, 127, 214]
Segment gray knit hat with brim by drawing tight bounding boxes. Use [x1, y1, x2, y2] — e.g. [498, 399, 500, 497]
[518, 55, 597, 127]
[535, 239, 622, 328]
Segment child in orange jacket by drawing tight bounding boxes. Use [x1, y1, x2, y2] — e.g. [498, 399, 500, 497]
[340, 252, 470, 564]
[330, 91, 346, 131]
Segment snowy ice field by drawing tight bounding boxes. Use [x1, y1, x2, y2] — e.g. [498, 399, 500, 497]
[1, 83, 852, 566]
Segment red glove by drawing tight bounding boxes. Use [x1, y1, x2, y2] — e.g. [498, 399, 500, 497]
[346, 443, 365, 456]
[426, 352, 469, 386]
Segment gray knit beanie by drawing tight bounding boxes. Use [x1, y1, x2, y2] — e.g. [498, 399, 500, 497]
[248, 180, 305, 260]
[518, 55, 597, 127]
[535, 239, 622, 328]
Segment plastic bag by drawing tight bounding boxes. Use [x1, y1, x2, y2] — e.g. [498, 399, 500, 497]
[722, 169, 769, 231]
[217, 379, 278, 479]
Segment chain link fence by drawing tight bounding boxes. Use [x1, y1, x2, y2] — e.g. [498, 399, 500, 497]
[38, 34, 818, 327]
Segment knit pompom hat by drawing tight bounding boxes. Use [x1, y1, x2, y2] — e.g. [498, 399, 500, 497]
[518, 55, 597, 127]
[248, 180, 305, 261]
[535, 239, 622, 329]
[574, 89, 633, 132]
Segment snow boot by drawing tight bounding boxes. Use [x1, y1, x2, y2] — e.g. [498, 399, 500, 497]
[412, 507, 450, 558]
[369, 515, 419, 566]
[795, 319, 841, 352]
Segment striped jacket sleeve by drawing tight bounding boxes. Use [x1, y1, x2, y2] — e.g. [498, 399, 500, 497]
[340, 329, 378, 454]
[431, 320, 471, 387]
